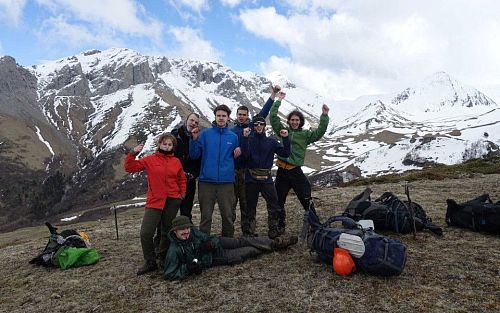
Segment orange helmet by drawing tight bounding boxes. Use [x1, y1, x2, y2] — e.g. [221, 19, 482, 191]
[333, 247, 356, 276]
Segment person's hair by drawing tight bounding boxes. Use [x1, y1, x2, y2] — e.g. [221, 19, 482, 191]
[185, 112, 200, 122]
[156, 133, 177, 150]
[237, 106, 249, 114]
[213, 104, 231, 116]
[287, 110, 305, 128]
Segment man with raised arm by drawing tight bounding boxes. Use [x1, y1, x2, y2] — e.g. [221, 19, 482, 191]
[230, 85, 281, 237]
[269, 91, 330, 235]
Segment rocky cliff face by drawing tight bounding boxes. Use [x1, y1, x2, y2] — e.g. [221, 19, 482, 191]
[1, 49, 499, 230]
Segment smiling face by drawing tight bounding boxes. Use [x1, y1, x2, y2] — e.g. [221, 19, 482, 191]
[288, 115, 301, 130]
[253, 121, 266, 134]
[174, 227, 191, 241]
[159, 138, 174, 152]
[215, 110, 229, 127]
[185, 113, 199, 132]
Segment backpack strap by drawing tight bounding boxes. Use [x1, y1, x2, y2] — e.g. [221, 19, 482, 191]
[344, 188, 373, 217]
[322, 216, 360, 230]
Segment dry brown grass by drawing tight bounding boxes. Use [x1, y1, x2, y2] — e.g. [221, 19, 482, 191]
[0, 174, 499, 313]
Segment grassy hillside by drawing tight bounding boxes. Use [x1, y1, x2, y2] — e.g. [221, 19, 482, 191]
[345, 156, 500, 186]
[0, 173, 499, 312]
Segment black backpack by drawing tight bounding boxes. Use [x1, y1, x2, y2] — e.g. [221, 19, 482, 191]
[446, 194, 500, 234]
[29, 222, 88, 266]
[304, 204, 407, 276]
[344, 188, 442, 235]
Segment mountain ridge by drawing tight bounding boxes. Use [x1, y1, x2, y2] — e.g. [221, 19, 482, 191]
[0, 48, 499, 230]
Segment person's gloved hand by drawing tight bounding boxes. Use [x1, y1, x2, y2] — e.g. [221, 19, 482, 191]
[186, 260, 202, 275]
[198, 241, 216, 254]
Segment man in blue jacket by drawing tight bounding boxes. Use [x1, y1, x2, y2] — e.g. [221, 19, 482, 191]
[230, 85, 281, 236]
[190, 105, 240, 237]
[240, 116, 290, 238]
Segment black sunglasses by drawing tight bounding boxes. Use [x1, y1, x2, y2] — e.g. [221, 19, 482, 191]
[253, 121, 266, 126]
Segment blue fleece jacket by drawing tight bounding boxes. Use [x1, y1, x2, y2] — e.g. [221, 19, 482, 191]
[189, 123, 239, 183]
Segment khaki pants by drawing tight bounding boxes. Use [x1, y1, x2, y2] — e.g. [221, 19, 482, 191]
[198, 182, 235, 237]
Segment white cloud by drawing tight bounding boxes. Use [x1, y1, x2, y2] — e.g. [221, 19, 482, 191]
[262, 56, 382, 101]
[36, 15, 124, 49]
[220, 0, 243, 7]
[240, 1, 500, 99]
[36, 0, 163, 44]
[168, 26, 222, 62]
[169, 0, 209, 13]
[0, 0, 27, 26]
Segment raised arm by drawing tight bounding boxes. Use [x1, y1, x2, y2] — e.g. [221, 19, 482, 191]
[307, 104, 330, 144]
[269, 91, 287, 134]
[124, 144, 146, 173]
[258, 85, 281, 118]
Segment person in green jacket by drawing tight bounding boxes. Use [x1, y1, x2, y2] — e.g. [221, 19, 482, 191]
[164, 216, 297, 280]
[269, 91, 330, 235]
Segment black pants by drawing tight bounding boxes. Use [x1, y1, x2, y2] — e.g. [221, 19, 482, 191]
[211, 237, 273, 266]
[245, 182, 281, 237]
[274, 166, 311, 230]
[180, 178, 197, 221]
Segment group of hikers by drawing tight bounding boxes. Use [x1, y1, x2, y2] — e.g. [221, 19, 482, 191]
[124, 85, 330, 280]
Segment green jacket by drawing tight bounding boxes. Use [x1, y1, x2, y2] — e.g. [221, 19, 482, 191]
[270, 100, 329, 166]
[164, 227, 221, 281]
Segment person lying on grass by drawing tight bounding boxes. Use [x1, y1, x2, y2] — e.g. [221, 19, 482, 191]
[164, 216, 297, 280]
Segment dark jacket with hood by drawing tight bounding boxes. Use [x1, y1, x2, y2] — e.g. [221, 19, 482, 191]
[240, 132, 290, 183]
[171, 124, 201, 179]
[230, 97, 274, 170]
[164, 227, 221, 280]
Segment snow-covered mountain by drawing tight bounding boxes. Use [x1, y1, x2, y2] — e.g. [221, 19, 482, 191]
[311, 72, 499, 185]
[0, 48, 499, 229]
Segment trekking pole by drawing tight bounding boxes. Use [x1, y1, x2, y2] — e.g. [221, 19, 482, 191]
[404, 181, 417, 239]
[111, 205, 119, 240]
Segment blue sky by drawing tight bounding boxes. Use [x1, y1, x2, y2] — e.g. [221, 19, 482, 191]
[1, 0, 500, 100]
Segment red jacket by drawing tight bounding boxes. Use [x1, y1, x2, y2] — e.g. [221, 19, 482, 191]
[124, 151, 187, 209]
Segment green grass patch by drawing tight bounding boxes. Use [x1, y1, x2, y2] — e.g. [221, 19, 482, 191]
[344, 156, 500, 186]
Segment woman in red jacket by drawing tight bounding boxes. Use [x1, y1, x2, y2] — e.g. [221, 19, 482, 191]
[124, 133, 186, 275]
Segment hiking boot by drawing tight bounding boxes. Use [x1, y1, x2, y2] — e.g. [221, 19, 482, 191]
[268, 229, 280, 240]
[157, 258, 165, 271]
[271, 236, 298, 250]
[277, 226, 286, 236]
[137, 260, 157, 276]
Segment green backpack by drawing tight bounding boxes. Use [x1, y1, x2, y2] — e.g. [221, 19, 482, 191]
[29, 222, 100, 269]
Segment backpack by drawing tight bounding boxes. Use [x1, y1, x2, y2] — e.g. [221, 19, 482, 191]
[344, 188, 442, 235]
[446, 194, 500, 234]
[304, 205, 407, 276]
[29, 222, 98, 268]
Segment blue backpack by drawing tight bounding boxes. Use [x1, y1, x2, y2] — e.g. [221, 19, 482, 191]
[304, 205, 407, 276]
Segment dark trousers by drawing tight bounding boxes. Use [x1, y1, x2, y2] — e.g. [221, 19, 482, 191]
[245, 182, 282, 237]
[211, 237, 273, 266]
[141, 199, 181, 263]
[198, 182, 235, 237]
[275, 167, 311, 230]
[180, 178, 197, 221]
[234, 169, 247, 226]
